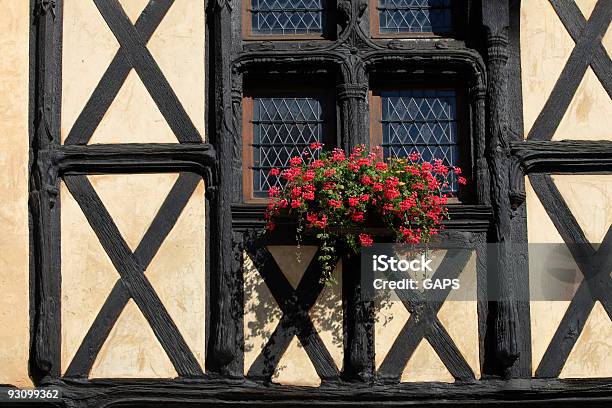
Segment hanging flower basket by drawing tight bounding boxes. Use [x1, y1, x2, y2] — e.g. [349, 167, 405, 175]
[264, 143, 466, 283]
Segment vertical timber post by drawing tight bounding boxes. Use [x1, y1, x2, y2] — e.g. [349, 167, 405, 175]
[338, 54, 369, 151]
[339, 55, 374, 381]
[30, 0, 63, 383]
[209, 0, 241, 377]
[482, 0, 527, 378]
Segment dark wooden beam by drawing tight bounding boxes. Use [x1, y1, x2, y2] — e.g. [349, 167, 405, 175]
[50, 377, 612, 407]
[482, 0, 530, 378]
[56, 143, 216, 176]
[208, 0, 241, 377]
[511, 140, 612, 173]
[29, 0, 63, 381]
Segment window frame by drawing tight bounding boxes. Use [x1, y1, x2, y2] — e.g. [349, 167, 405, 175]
[369, 81, 474, 202]
[242, 87, 337, 203]
[369, 0, 462, 39]
[242, 0, 336, 40]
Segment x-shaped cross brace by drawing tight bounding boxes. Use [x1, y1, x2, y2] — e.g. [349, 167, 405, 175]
[528, 0, 612, 141]
[377, 248, 476, 381]
[529, 174, 612, 377]
[63, 173, 204, 377]
[244, 241, 341, 381]
[65, 0, 202, 145]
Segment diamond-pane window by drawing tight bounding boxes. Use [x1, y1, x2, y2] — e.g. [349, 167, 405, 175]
[250, 0, 324, 35]
[381, 90, 458, 191]
[378, 0, 453, 33]
[252, 97, 324, 197]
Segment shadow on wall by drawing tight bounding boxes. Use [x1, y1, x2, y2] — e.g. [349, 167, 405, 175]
[242, 231, 400, 379]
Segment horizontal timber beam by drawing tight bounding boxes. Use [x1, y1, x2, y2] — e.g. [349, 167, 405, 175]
[511, 140, 612, 174]
[49, 377, 612, 407]
[232, 204, 493, 232]
[55, 143, 217, 175]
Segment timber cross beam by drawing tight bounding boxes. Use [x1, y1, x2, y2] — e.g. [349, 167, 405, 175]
[377, 248, 476, 381]
[62, 173, 204, 378]
[64, 0, 202, 145]
[244, 240, 341, 381]
[529, 174, 612, 377]
[527, 0, 612, 141]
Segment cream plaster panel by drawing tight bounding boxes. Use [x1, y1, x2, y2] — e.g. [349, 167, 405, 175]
[269, 245, 318, 289]
[243, 252, 283, 374]
[559, 301, 612, 378]
[310, 263, 343, 370]
[553, 67, 612, 141]
[437, 252, 480, 378]
[521, 0, 574, 137]
[0, 0, 31, 387]
[530, 301, 572, 375]
[272, 337, 321, 387]
[148, 0, 206, 138]
[88, 70, 178, 144]
[60, 182, 121, 373]
[401, 339, 454, 383]
[119, 0, 150, 23]
[88, 173, 179, 251]
[574, 0, 596, 19]
[526, 177, 565, 244]
[374, 249, 447, 371]
[146, 180, 206, 370]
[61, 0, 120, 142]
[374, 293, 411, 369]
[551, 175, 612, 245]
[90, 300, 178, 378]
[525, 176, 586, 374]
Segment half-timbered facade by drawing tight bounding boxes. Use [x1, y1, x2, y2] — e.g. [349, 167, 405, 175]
[0, 0, 610, 406]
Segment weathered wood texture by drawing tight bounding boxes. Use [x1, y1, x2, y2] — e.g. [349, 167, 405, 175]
[25, 0, 612, 405]
[53, 377, 612, 407]
[30, 0, 63, 382]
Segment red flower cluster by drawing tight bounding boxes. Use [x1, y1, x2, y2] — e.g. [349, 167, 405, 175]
[264, 144, 464, 279]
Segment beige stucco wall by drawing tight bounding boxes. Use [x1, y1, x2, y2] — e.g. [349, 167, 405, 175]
[0, 0, 32, 387]
[521, 0, 612, 141]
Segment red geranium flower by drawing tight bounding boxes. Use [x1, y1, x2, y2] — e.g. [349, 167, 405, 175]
[359, 233, 373, 247]
[263, 145, 463, 284]
[348, 197, 359, 207]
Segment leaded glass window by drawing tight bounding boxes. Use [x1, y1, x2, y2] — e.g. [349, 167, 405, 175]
[378, 0, 453, 33]
[380, 90, 459, 191]
[251, 97, 324, 197]
[250, 0, 324, 35]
